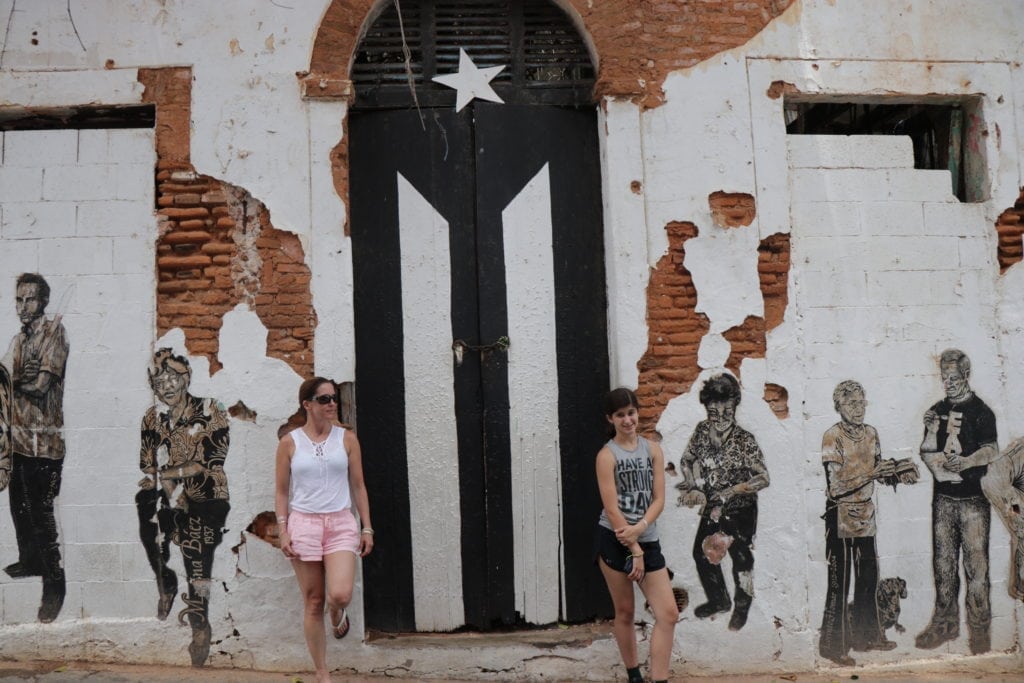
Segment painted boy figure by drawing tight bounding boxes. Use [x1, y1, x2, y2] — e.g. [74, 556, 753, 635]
[679, 374, 770, 631]
[1, 273, 69, 623]
[819, 381, 915, 666]
[916, 349, 998, 655]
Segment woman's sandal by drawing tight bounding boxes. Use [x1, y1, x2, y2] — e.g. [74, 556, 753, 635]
[331, 608, 350, 639]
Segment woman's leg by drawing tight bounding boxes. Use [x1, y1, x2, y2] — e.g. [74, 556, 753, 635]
[293, 559, 330, 683]
[323, 550, 357, 630]
[599, 559, 639, 672]
[638, 568, 679, 681]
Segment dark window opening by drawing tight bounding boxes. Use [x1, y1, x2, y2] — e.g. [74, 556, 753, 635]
[785, 99, 985, 202]
[0, 104, 155, 131]
[352, 0, 595, 109]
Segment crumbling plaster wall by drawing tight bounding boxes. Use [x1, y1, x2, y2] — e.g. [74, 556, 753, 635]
[631, 0, 1024, 674]
[0, 0, 1023, 679]
[0, 0, 353, 672]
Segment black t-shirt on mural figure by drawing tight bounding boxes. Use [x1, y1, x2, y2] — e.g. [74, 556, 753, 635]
[926, 393, 997, 499]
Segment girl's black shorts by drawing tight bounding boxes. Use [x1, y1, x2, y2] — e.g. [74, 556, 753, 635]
[594, 525, 667, 574]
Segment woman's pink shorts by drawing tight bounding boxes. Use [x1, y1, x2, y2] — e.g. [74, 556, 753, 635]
[289, 508, 360, 561]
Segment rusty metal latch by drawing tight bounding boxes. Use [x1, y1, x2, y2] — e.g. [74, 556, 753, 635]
[452, 335, 510, 366]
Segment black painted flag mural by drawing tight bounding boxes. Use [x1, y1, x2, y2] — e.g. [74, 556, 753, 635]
[349, 100, 610, 632]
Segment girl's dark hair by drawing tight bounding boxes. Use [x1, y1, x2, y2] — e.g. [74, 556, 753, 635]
[605, 387, 640, 416]
[604, 387, 639, 438]
[278, 376, 336, 439]
[698, 373, 741, 407]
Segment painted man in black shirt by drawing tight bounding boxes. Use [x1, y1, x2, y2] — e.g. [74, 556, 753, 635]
[916, 349, 998, 655]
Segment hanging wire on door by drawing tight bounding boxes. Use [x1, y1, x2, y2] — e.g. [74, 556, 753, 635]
[394, 0, 426, 131]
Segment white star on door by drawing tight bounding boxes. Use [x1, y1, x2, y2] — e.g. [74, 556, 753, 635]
[432, 48, 506, 112]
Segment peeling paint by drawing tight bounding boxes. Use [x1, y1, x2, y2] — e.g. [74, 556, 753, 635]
[763, 382, 790, 419]
[638, 221, 710, 431]
[303, 0, 796, 109]
[996, 190, 1024, 273]
[224, 185, 265, 306]
[709, 191, 756, 228]
[766, 79, 799, 99]
[244, 511, 281, 548]
[227, 400, 256, 421]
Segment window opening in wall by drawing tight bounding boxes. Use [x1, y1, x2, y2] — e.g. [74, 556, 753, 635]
[0, 104, 155, 131]
[784, 99, 985, 202]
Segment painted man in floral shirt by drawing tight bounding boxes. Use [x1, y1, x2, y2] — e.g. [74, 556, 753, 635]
[678, 373, 770, 631]
[136, 348, 230, 667]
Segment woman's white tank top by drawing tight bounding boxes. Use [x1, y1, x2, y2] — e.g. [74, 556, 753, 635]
[289, 425, 351, 513]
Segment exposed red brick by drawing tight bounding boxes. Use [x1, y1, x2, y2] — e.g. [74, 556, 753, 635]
[997, 187, 1024, 274]
[709, 191, 756, 228]
[716, 230, 790, 391]
[163, 231, 212, 246]
[138, 67, 192, 165]
[764, 382, 789, 419]
[722, 315, 766, 375]
[766, 80, 799, 100]
[303, 1, 796, 108]
[759, 232, 790, 332]
[158, 254, 212, 270]
[141, 68, 316, 378]
[159, 207, 209, 219]
[637, 221, 710, 432]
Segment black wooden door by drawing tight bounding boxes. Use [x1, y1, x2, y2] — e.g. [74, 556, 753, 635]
[350, 102, 611, 632]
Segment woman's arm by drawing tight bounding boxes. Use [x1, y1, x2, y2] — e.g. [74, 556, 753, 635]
[346, 430, 374, 557]
[275, 436, 295, 557]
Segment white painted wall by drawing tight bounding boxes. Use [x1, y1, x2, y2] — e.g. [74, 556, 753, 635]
[0, 127, 158, 622]
[0, 0, 1021, 679]
[644, 1, 1024, 676]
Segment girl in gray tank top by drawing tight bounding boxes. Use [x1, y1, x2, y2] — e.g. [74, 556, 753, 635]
[598, 437, 659, 542]
[594, 388, 677, 683]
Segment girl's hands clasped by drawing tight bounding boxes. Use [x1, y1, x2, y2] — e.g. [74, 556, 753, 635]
[614, 519, 646, 547]
[625, 547, 645, 582]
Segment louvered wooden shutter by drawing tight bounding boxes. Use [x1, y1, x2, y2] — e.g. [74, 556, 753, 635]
[352, 0, 595, 109]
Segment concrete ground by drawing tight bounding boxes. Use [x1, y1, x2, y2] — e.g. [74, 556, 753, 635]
[0, 660, 1021, 683]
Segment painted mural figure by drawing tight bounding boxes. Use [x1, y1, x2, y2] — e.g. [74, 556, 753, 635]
[136, 348, 230, 667]
[0, 364, 10, 492]
[1, 273, 70, 623]
[981, 438, 1024, 601]
[678, 373, 770, 631]
[818, 380, 918, 666]
[915, 349, 997, 655]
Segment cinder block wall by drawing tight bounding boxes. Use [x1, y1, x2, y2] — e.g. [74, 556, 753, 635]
[0, 1, 1021, 680]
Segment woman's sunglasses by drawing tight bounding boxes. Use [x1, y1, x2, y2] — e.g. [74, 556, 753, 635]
[312, 395, 338, 405]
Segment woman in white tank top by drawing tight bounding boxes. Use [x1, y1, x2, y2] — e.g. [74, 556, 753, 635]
[274, 377, 373, 683]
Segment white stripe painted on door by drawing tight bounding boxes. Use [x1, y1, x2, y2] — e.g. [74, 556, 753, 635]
[397, 172, 465, 631]
[502, 163, 562, 625]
